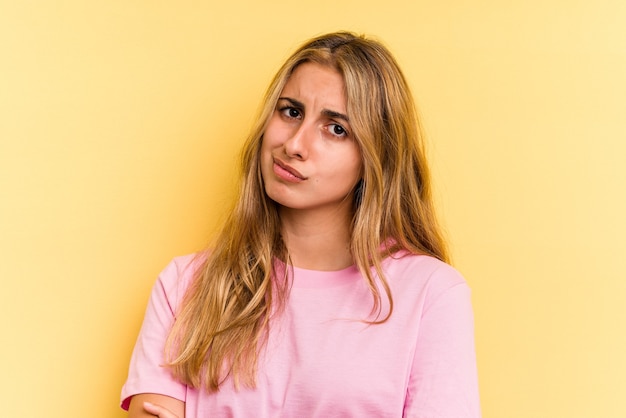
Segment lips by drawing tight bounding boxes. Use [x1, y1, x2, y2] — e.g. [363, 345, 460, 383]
[273, 158, 307, 182]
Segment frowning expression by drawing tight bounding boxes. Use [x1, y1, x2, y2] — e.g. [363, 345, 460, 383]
[260, 62, 362, 215]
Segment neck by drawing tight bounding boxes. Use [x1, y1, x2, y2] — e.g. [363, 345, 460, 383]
[279, 205, 354, 271]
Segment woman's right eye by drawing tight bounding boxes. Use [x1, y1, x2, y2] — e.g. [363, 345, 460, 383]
[280, 107, 302, 119]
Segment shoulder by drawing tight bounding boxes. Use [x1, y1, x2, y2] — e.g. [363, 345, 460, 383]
[382, 251, 469, 306]
[383, 251, 465, 284]
[158, 253, 203, 287]
[152, 252, 206, 314]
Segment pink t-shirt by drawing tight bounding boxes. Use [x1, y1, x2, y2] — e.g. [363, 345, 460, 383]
[121, 252, 480, 417]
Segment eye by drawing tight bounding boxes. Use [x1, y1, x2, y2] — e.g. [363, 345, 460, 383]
[279, 107, 302, 119]
[328, 123, 348, 138]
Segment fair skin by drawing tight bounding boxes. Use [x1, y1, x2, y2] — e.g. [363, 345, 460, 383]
[127, 393, 184, 418]
[261, 62, 362, 270]
[127, 62, 361, 417]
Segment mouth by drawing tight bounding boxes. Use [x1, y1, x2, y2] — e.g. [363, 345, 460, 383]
[273, 158, 307, 181]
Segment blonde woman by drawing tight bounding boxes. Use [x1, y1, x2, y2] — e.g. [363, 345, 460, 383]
[121, 31, 480, 417]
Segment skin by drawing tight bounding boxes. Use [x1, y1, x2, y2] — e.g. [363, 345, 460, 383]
[127, 62, 362, 416]
[260, 62, 362, 270]
[127, 394, 184, 418]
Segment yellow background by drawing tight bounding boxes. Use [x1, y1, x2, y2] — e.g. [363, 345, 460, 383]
[1, 1, 624, 417]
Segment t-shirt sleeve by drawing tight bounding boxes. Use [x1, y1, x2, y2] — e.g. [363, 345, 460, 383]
[404, 270, 481, 418]
[120, 256, 195, 410]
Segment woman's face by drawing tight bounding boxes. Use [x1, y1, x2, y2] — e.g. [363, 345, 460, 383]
[260, 62, 362, 216]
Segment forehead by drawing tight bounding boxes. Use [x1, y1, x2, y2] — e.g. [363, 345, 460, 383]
[281, 62, 346, 105]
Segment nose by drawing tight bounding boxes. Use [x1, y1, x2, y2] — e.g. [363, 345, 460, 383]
[283, 123, 312, 160]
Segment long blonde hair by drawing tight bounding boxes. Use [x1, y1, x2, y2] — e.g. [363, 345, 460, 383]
[165, 31, 449, 392]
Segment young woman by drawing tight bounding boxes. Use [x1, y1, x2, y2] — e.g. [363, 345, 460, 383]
[121, 31, 480, 417]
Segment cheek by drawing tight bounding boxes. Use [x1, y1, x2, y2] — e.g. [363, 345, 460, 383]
[324, 153, 362, 185]
[347, 162, 363, 182]
[262, 115, 284, 148]
[260, 125, 279, 157]
[260, 140, 274, 178]
[344, 147, 363, 180]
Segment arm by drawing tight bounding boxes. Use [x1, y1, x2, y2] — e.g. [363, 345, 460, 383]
[404, 282, 481, 418]
[128, 393, 185, 418]
[121, 257, 197, 412]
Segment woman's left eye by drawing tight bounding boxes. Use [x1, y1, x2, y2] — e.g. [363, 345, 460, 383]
[329, 123, 347, 137]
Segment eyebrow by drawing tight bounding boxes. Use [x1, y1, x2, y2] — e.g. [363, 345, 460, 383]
[278, 97, 350, 123]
